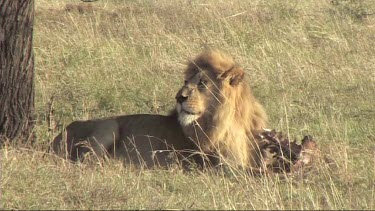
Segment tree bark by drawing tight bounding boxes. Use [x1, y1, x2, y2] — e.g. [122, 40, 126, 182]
[0, 0, 35, 144]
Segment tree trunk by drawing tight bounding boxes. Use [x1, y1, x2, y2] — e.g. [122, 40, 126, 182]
[0, 0, 35, 144]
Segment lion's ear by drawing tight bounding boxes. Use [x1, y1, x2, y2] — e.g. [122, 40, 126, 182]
[219, 66, 244, 86]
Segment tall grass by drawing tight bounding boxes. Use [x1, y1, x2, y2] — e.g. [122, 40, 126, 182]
[2, 0, 375, 209]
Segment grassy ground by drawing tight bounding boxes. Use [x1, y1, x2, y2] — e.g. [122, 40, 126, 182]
[2, 0, 375, 209]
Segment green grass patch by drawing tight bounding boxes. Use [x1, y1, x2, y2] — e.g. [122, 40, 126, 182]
[2, 0, 375, 209]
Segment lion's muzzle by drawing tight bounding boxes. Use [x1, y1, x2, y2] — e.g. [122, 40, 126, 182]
[175, 85, 203, 126]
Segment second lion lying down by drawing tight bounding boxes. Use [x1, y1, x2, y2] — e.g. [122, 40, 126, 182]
[52, 49, 268, 169]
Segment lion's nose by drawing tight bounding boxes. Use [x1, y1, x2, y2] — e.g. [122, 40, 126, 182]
[176, 86, 194, 103]
[176, 94, 188, 104]
[176, 88, 190, 103]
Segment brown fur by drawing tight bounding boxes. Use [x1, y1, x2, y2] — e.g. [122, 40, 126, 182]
[51, 113, 200, 169]
[175, 50, 268, 169]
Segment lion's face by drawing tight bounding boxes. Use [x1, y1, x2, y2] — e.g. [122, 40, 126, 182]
[175, 70, 222, 126]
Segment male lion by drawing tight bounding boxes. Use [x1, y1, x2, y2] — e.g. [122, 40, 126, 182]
[175, 49, 268, 169]
[52, 49, 267, 170]
[51, 113, 200, 168]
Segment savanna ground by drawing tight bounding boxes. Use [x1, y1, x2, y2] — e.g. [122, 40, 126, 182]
[2, 0, 375, 209]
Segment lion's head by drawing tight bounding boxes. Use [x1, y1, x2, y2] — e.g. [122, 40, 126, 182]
[175, 50, 268, 168]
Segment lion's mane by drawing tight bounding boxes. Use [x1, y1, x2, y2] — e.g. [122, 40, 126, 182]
[177, 50, 268, 168]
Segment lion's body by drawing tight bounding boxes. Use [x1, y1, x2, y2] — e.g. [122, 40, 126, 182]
[175, 50, 268, 169]
[52, 49, 268, 170]
[52, 113, 198, 168]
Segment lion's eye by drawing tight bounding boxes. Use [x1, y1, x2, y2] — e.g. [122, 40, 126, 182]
[198, 79, 207, 88]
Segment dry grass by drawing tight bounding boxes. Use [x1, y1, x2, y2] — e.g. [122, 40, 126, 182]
[2, 0, 375, 209]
